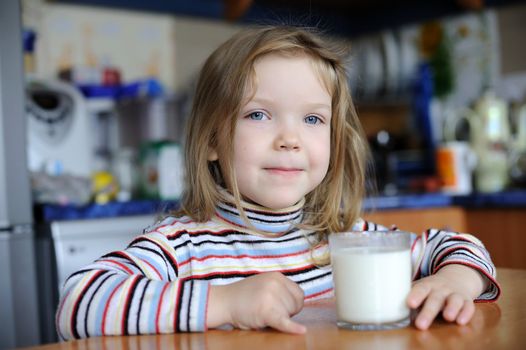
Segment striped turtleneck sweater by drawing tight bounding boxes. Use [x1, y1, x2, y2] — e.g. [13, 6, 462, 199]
[56, 193, 500, 340]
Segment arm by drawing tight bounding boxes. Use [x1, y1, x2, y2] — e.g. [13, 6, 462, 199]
[407, 264, 488, 329]
[55, 230, 209, 340]
[358, 218, 498, 291]
[411, 228, 500, 301]
[408, 228, 501, 329]
[359, 220, 501, 329]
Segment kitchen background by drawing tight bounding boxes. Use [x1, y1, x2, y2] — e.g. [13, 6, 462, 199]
[1, 0, 526, 348]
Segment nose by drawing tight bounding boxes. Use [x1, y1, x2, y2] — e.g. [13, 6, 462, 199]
[274, 123, 300, 151]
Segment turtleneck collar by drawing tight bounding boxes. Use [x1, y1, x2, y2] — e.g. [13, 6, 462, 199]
[214, 187, 305, 235]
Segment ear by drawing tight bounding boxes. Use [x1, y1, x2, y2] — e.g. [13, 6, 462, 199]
[208, 148, 219, 161]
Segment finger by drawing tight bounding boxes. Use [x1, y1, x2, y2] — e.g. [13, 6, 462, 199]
[407, 282, 432, 309]
[270, 279, 302, 317]
[271, 273, 304, 314]
[263, 273, 302, 315]
[456, 300, 475, 325]
[267, 313, 306, 334]
[279, 291, 302, 318]
[282, 279, 305, 314]
[415, 291, 447, 330]
[442, 294, 465, 322]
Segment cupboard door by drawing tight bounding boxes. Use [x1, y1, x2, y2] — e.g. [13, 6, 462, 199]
[364, 207, 526, 269]
[465, 209, 526, 269]
[363, 207, 468, 234]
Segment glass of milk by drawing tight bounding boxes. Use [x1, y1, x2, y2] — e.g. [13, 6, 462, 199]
[329, 231, 412, 330]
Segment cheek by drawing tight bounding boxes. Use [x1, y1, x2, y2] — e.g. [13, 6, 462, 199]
[233, 137, 251, 162]
[233, 124, 267, 161]
[306, 147, 330, 189]
[312, 132, 331, 169]
[233, 124, 250, 150]
[318, 147, 331, 176]
[232, 133, 257, 176]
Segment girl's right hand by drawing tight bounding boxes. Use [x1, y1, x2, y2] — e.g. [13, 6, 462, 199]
[207, 272, 306, 334]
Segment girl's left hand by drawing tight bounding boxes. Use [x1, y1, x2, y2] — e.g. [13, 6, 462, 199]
[406, 264, 488, 330]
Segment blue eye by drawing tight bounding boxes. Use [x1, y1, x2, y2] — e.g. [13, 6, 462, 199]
[247, 111, 268, 120]
[305, 115, 322, 125]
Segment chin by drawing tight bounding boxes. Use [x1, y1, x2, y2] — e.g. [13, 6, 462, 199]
[256, 196, 302, 210]
[241, 187, 310, 209]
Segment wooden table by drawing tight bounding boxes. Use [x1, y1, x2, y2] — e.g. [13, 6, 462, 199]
[23, 268, 526, 350]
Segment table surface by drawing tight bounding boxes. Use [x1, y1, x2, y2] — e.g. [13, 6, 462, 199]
[22, 268, 526, 350]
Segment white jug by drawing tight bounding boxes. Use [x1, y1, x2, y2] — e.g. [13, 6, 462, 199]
[444, 90, 510, 192]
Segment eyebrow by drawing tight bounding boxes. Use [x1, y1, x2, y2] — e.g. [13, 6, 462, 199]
[247, 97, 332, 111]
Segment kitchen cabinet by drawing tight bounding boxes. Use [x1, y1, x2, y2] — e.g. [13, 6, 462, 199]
[364, 206, 468, 233]
[464, 208, 526, 270]
[365, 207, 526, 269]
[55, 0, 520, 37]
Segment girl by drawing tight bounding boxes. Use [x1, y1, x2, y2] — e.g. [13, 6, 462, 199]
[56, 26, 499, 339]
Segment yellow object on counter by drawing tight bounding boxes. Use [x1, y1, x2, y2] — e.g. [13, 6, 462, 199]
[92, 171, 118, 204]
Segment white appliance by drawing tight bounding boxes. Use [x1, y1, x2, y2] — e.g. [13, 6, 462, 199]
[50, 215, 156, 290]
[26, 79, 93, 177]
[30, 214, 156, 344]
[1, 1, 41, 348]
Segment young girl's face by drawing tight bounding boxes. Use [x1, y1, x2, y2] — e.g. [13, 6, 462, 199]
[226, 53, 332, 209]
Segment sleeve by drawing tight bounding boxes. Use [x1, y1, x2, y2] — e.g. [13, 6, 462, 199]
[55, 230, 210, 340]
[356, 218, 501, 302]
[410, 228, 500, 302]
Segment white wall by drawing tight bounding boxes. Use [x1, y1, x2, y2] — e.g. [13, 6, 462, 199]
[173, 17, 244, 92]
[22, 1, 177, 91]
[21, 0, 246, 94]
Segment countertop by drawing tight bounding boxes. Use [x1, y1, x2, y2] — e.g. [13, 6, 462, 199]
[19, 268, 526, 350]
[365, 189, 526, 210]
[34, 190, 526, 222]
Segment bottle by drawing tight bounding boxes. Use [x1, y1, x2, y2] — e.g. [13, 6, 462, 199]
[158, 144, 184, 200]
[139, 140, 170, 199]
[112, 148, 138, 202]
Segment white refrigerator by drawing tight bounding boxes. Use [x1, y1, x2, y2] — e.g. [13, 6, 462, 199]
[0, 0, 42, 348]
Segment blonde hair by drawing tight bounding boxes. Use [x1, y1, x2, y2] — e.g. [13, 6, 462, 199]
[177, 25, 368, 255]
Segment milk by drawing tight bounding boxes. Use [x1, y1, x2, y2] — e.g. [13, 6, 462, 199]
[331, 247, 411, 324]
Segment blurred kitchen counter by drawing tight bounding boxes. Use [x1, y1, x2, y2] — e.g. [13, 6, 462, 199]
[34, 190, 526, 269]
[33, 199, 179, 222]
[34, 190, 526, 222]
[365, 190, 526, 210]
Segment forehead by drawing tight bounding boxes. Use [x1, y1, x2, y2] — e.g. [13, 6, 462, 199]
[247, 53, 334, 100]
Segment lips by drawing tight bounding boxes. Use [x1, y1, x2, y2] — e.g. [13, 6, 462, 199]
[264, 167, 304, 175]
